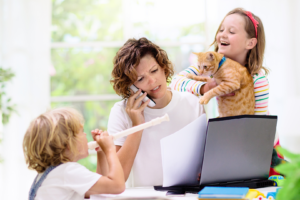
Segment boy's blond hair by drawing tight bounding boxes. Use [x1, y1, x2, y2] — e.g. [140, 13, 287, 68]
[23, 108, 84, 173]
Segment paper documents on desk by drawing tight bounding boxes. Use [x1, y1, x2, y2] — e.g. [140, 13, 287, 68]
[90, 187, 171, 200]
[161, 114, 207, 187]
[91, 196, 170, 200]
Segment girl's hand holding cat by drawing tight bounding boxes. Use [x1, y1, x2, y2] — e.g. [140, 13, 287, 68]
[201, 79, 235, 97]
[200, 78, 218, 95]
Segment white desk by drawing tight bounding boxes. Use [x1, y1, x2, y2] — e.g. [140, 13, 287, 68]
[90, 186, 279, 200]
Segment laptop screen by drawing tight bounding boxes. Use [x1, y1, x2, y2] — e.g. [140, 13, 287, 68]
[200, 115, 277, 185]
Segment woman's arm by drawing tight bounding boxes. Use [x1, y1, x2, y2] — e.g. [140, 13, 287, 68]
[108, 90, 149, 181]
[253, 71, 269, 115]
[115, 130, 143, 181]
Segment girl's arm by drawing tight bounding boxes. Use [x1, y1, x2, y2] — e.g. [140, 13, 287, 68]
[170, 65, 206, 95]
[253, 71, 269, 115]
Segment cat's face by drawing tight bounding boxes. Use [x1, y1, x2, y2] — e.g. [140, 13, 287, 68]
[195, 52, 224, 76]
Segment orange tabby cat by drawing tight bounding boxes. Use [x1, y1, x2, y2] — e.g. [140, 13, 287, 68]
[186, 51, 255, 117]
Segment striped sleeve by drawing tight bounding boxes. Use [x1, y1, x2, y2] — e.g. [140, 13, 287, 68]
[169, 65, 205, 96]
[253, 71, 269, 115]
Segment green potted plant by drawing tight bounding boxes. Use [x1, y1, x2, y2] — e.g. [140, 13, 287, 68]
[275, 146, 300, 200]
[0, 67, 15, 123]
[0, 67, 15, 162]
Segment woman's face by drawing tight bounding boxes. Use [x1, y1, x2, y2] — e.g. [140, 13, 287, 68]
[133, 54, 167, 101]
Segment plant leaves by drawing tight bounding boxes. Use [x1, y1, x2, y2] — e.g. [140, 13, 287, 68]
[276, 146, 300, 161]
[0, 66, 15, 124]
[276, 173, 300, 200]
[275, 162, 300, 175]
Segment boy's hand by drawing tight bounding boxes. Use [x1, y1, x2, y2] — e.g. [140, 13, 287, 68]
[95, 131, 115, 154]
[91, 129, 103, 152]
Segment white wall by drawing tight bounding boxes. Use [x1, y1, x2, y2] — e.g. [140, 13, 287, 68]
[0, 0, 51, 199]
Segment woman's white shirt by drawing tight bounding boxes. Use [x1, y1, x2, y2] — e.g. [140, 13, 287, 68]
[35, 162, 101, 200]
[107, 89, 205, 187]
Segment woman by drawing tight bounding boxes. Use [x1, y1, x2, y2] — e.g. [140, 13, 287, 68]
[106, 38, 205, 187]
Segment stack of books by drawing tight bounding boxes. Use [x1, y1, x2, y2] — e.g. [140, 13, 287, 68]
[198, 187, 249, 200]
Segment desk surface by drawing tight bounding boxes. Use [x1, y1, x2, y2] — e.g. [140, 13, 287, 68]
[90, 186, 279, 200]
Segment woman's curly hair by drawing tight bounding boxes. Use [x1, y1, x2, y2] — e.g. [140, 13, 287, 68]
[111, 37, 174, 99]
[23, 108, 84, 173]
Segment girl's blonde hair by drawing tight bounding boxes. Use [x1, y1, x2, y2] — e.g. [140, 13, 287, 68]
[23, 108, 84, 173]
[211, 8, 269, 76]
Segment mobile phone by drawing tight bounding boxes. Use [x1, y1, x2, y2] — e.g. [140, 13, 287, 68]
[166, 190, 185, 196]
[129, 84, 156, 107]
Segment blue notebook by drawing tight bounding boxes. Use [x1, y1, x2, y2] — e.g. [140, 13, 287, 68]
[198, 187, 249, 198]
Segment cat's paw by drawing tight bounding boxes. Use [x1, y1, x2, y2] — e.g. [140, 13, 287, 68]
[199, 96, 210, 104]
[186, 74, 194, 79]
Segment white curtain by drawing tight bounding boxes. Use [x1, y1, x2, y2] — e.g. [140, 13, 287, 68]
[0, 0, 51, 199]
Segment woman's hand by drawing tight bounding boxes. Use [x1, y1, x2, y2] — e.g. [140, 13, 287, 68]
[200, 78, 235, 97]
[125, 89, 150, 126]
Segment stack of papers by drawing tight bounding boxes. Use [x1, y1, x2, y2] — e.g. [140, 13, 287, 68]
[160, 114, 207, 187]
[198, 187, 249, 200]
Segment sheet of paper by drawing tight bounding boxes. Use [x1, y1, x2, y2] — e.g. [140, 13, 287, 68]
[161, 114, 207, 187]
[90, 187, 197, 199]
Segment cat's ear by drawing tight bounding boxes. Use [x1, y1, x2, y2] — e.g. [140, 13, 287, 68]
[192, 52, 201, 56]
[206, 52, 214, 61]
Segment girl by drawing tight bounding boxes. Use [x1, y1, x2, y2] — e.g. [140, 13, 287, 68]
[170, 8, 269, 115]
[170, 8, 285, 175]
[105, 37, 205, 187]
[23, 108, 125, 200]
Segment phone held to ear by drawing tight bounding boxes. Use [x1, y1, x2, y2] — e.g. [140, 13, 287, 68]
[129, 84, 156, 107]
